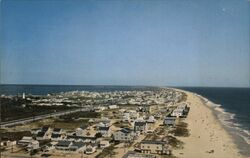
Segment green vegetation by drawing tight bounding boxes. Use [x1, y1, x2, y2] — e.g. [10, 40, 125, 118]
[95, 145, 117, 158]
[178, 93, 187, 103]
[1, 97, 76, 122]
[95, 132, 103, 138]
[20, 118, 89, 130]
[0, 131, 32, 141]
[169, 122, 189, 137]
[113, 121, 131, 128]
[59, 111, 100, 120]
[165, 135, 184, 149]
[52, 119, 89, 129]
[160, 155, 178, 158]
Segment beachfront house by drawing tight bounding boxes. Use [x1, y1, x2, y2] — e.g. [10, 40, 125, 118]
[171, 103, 189, 117]
[140, 140, 169, 155]
[171, 109, 184, 117]
[164, 117, 176, 126]
[113, 128, 134, 142]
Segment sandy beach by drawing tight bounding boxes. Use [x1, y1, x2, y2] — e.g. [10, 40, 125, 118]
[173, 89, 244, 158]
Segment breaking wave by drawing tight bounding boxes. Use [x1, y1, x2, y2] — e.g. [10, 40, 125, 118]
[198, 95, 250, 146]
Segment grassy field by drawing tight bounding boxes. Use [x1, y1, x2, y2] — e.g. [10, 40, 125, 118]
[95, 145, 117, 158]
[59, 111, 101, 120]
[1, 96, 77, 122]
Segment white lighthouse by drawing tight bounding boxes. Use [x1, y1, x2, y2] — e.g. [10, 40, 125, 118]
[22, 93, 26, 99]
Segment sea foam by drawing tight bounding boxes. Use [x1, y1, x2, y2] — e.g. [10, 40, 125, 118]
[197, 94, 250, 146]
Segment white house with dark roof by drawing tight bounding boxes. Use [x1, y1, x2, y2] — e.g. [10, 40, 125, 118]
[113, 128, 134, 142]
[164, 117, 176, 126]
[171, 109, 184, 117]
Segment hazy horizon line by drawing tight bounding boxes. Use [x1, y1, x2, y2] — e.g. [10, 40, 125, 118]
[0, 83, 249, 89]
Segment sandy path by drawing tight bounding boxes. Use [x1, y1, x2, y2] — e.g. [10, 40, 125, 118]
[173, 90, 243, 158]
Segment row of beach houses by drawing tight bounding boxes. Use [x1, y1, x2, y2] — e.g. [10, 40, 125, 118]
[2, 101, 189, 157]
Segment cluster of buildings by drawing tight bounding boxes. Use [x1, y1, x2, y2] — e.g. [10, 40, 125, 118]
[164, 102, 190, 126]
[16, 125, 107, 155]
[1, 88, 190, 157]
[18, 88, 184, 108]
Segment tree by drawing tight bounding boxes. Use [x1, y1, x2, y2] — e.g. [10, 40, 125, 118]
[95, 132, 102, 138]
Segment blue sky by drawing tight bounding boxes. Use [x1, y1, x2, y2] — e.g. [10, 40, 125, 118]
[1, 0, 250, 87]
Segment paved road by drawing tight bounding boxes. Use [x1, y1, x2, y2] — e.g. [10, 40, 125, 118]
[0, 108, 90, 128]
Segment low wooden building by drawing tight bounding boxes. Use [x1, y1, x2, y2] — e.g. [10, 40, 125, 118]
[140, 140, 169, 155]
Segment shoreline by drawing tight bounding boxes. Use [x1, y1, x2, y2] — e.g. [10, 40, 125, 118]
[197, 93, 250, 157]
[173, 88, 245, 158]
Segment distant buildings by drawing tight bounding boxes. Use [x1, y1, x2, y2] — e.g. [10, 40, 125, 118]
[2, 88, 187, 157]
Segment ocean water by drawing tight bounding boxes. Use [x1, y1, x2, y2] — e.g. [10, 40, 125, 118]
[179, 87, 250, 156]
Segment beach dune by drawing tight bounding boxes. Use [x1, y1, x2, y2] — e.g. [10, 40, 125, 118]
[173, 90, 243, 158]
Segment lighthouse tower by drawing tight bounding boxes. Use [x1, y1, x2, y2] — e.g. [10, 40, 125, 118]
[22, 93, 26, 99]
